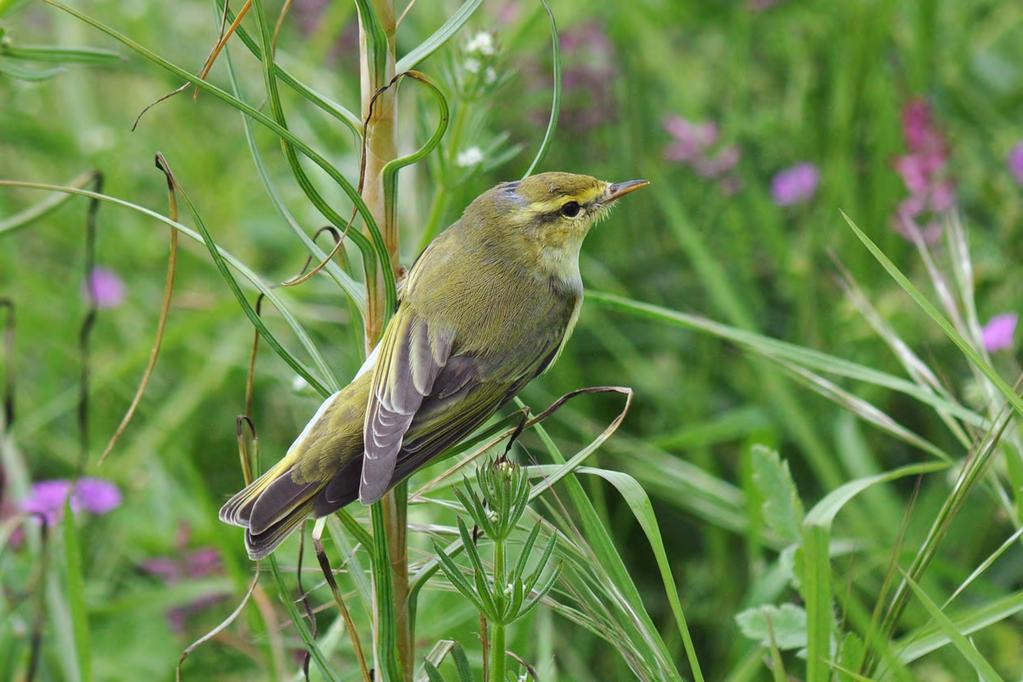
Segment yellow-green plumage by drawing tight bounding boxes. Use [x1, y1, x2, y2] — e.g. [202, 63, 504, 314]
[220, 172, 648, 558]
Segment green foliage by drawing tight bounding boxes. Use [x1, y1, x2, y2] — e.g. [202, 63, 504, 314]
[4, 0, 1023, 680]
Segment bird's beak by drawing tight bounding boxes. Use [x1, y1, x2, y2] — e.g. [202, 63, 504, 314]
[604, 179, 650, 203]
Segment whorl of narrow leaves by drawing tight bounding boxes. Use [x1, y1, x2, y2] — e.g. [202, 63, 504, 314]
[433, 459, 559, 626]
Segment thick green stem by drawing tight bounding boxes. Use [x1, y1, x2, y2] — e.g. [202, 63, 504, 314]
[489, 539, 506, 682]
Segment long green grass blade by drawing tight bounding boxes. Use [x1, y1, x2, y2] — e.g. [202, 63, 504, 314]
[588, 290, 985, 428]
[521, 0, 560, 178]
[162, 165, 339, 395]
[898, 590, 1023, 665]
[212, 0, 362, 134]
[899, 571, 1004, 681]
[63, 503, 91, 682]
[840, 211, 1023, 417]
[568, 466, 705, 682]
[395, 0, 483, 72]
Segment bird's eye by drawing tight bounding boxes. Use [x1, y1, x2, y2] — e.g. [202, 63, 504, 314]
[560, 201, 581, 218]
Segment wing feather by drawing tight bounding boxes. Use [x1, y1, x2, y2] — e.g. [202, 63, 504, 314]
[360, 310, 454, 503]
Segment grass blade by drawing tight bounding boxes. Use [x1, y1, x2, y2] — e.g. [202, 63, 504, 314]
[899, 571, 1004, 681]
[520, 0, 560, 178]
[62, 502, 91, 682]
[840, 211, 1023, 417]
[395, 0, 483, 72]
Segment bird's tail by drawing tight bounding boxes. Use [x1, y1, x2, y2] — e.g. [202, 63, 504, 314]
[219, 461, 323, 560]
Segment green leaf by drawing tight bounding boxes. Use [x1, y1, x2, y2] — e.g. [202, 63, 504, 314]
[836, 632, 866, 681]
[395, 0, 483, 72]
[63, 504, 92, 682]
[450, 641, 473, 682]
[521, 0, 560, 178]
[751, 445, 804, 545]
[587, 290, 986, 428]
[735, 603, 807, 650]
[805, 461, 947, 528]
[800, 525, 833, 682]
[568, 466, 704, 682]
[900, 571, 1004, 682]
[423, 661, 446, 682]
[166, 168, 338, 397]
[2, 44, 120, 63]
[898, 590, 1023, 666]
[267, 556, 338, 682]
[0, 55, 64, 80]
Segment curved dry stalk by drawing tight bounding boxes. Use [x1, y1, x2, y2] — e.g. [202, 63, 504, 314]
[236, 416, 258, 489]
[77, 172, 104, 475]
[0, 299, 14, 429]
[193, 0, 253, 101]
[312, 529, 372, 682]
[295, 525, 317, 682]
[133, 0, 248, 127]
[271, 0, 293, 53]
[175, 567, 261, 682]
[280, 226, 350, 288]
[98, 158, 180, 465]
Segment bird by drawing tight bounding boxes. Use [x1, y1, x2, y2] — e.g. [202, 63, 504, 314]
[219, 172, 648, 559]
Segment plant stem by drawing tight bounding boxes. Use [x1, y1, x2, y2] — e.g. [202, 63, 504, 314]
[490, 539, 506, 682]
[359, 0, 398, 351]
[359, 1, 413, 679]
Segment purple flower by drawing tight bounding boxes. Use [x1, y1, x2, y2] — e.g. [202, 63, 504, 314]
[83, 267, 124, 309]
[1009, 142, 1023, 186]
[140, 528, 227, 633]
[21, 477, 121, 524]
[891, 98, 955, 244]
[22, 480, 78, 524]
[664, 117, 718, 163]
[555, 21, 617, 131]
[771, 163, 820, 206]
[982, 313, 1018, 352]
[663, 115, 743, 192]
[75, 478, 122, 514]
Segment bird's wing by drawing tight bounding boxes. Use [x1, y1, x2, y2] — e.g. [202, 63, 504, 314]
[360, 306, 455, 503]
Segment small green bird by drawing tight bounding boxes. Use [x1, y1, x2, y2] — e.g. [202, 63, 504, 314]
[220, 172, 648, 558]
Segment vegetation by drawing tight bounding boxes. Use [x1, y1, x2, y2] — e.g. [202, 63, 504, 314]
[2, 0, 1022, 680]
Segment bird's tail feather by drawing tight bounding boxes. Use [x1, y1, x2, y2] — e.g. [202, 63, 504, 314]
[218, 459, 294, 528]
[219, 461, 324, 559]
[245, 498, 317, 560]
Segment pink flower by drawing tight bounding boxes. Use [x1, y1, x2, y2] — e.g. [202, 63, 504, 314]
[556, 21, 617, 131]
[83, 267, 124, 308]
[1009, 142, 1023, 186]
[74, 478, 122, 514]
[771, 163, 820, 206]
[664, 117, 718, 163]
[139, 526, 227, 633]
[891, 98, 955, 244]
[982, 313, 1018, 352]
[663, 115, 743, 192]
[21, 477, 121, 524]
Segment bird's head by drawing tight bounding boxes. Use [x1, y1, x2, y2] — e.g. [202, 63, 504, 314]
[465, 172, 648, 277]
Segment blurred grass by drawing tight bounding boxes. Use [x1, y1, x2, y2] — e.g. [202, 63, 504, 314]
[2, 0, 1023, 680]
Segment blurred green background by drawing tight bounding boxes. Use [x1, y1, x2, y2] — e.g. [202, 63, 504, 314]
[2, 0, 1023, 680]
